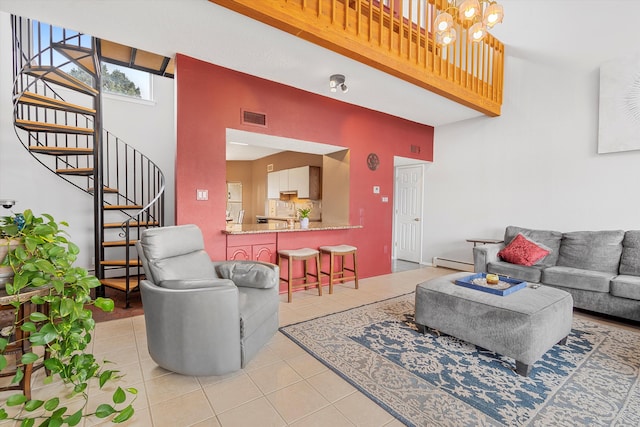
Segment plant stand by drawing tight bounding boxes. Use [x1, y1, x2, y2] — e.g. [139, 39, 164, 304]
[0, 286, 50, 399]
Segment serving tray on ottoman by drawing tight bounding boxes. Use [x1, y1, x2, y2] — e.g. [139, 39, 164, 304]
[455, 273, 526, 296]
[415, 272, 573, 376]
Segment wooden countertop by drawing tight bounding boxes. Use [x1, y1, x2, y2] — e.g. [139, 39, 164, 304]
[223, 222, 362, 235]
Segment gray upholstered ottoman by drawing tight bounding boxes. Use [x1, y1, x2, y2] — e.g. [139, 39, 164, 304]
[415, 272, 573, 376]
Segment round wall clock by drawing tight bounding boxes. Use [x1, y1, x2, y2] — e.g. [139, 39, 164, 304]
[367, 153, 379, 171]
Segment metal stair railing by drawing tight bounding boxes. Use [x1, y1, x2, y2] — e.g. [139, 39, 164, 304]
[10, 15, 165, 306]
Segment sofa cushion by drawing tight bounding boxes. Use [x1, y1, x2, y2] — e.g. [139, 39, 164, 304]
[498, 233, 550, 266]
[216, 262, 278, 289]
[487, 261, 543, 283]
[148, 250, 218, 282]
[610, 275, 640, 301]
[620, 231, 640, 276]
[504, 226, 562, 266]
[556, 230, 624, 274]
[158, 278, 235, 290]
[542, 266, 613, 293]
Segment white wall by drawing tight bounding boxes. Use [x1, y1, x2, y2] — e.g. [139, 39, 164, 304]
[424, 53, 640, 265]
[0, 11, 175, 270]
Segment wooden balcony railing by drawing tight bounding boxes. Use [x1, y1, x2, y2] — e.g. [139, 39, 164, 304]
[209, 0, 504, 116]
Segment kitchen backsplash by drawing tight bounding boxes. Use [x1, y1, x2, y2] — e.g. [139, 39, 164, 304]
[268, 199, 321, 220]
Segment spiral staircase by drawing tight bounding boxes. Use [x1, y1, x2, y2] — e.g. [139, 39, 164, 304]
[10, 16, 166, 308]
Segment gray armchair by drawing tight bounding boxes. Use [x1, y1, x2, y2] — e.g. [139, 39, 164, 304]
[136, 224, 279, 376]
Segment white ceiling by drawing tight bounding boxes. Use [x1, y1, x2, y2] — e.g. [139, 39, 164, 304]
[1, 0, 639, 127]
[226, 129, 347, 161]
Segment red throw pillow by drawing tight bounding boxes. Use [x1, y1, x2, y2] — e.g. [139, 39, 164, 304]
[498, 233, 550, 266]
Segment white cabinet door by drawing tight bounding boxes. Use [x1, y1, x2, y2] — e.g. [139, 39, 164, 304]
[278, 169, 290, 192]
[289, 166, 310, 198]
[267, 171, 280, 199]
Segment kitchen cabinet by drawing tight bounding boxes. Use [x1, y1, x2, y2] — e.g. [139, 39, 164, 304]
[267, 166, 321, 199]
[267, 171, 280, 199]
[290, 166, 321, 199]
[268, 170, 289, 199]
[226, 233, 276, 263]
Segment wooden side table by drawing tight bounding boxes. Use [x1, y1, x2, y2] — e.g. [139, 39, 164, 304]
[466, 238, 504, 247]
[0, 286, 50, 399]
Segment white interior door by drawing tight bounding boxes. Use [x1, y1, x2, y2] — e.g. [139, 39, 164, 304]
[394, 165, 423, 262]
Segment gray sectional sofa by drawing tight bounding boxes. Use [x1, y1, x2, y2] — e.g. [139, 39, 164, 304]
[473, 226, 640, 322]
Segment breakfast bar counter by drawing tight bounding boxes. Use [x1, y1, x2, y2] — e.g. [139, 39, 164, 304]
[223, 222, 362, 235]
[223, 223, 363, 290]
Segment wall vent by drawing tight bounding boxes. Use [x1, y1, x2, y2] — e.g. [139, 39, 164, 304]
[410, 144, 421, 154]
[241, 109, 267, 127]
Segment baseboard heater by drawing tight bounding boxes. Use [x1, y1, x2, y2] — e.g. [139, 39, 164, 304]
[432, 257, 474, 272]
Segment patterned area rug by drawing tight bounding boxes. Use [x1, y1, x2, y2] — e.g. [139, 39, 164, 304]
[279, 293, 640, 426]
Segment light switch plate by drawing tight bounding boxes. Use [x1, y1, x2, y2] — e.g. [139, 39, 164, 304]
[196, 189, 208, 200]
[373, 186, 380, 194]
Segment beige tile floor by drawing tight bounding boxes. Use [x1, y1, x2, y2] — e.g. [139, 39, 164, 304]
[3, 265, 638, 426]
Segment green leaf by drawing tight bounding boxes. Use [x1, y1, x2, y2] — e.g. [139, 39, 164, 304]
[0, 408, 6, 420]
[94, 297, 114, 312]
[6, 393, 27, 406]
[0, 355, 6, 371]
[21, 352, 39, 365]
[29, 311, 48, 322]
[0, 337, 7, 351]
[21, 321, 37, 332]
[44, 397, 60, 411]
[44, 357, 64, 373]
[95, 404, 116, 418]
[112, 405, 135, 423]
[99, 370, 114, 388]
[30, 295, 45, 304]
[20, 418, 35, 427]
[126, 387, 138, 395]
[23, 399, 44, 412]
[59, 298, 74, 317]
[34, 258, 55, 274]
[65, 409, 83, 426]
[12, 366, 24, 384]
[112, 387, 126, 404]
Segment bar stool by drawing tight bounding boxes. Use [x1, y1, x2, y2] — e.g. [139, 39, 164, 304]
[319, 245, 359, 294]
[277, 248, 322, 303]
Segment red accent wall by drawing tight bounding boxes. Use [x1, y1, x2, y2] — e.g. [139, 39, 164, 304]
[175, 54, 434, 278]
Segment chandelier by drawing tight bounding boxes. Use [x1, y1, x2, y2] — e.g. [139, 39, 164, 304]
[434, 0, 504, 46]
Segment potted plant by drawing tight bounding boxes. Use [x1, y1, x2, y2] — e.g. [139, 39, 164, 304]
[297, 207, 311, 229]
[0, 209, 136, 425]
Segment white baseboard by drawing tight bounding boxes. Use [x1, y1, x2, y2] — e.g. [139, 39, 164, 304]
[432, 257, 474, 272]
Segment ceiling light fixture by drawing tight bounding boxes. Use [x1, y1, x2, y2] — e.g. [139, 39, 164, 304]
[329, 74, 348, 93]
[434, 0, 504, 46]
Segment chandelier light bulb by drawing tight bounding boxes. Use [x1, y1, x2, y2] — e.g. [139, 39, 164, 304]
[434, 12, 454, 32]
[483, 3, 504, 28]
[469, 22, 486, 42]
[434, 0, 503, 45]
[458, 0, 480, 21]
[437, 28, 457, 46]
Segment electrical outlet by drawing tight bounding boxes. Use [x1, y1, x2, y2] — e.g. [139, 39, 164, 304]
[373, 186, 380, 194]
[381, 196, 388, 203]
